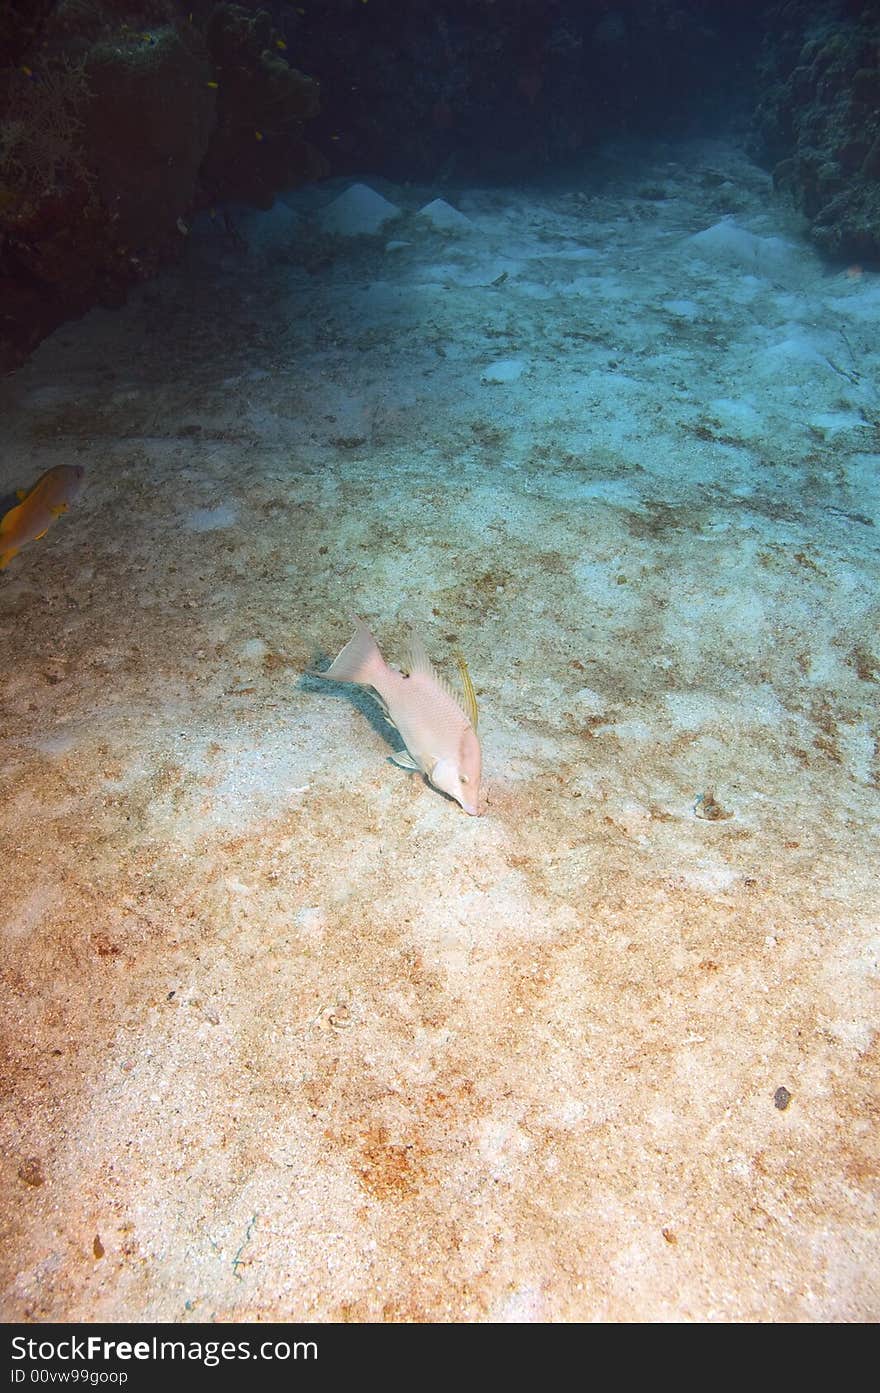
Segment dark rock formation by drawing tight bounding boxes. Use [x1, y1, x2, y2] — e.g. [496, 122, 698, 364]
[0, 2, 324, 375]
[288, 0, 768, 181]
[750, 0, 880, 262]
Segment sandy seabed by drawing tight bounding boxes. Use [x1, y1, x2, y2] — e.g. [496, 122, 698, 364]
[1, 139, 878, 1322]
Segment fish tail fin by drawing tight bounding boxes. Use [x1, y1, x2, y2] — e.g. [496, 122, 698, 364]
[315, 616, 386, 685]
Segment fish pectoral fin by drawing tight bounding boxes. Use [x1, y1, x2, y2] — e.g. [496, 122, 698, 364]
[370, 690, 392, 718]
[389, 750, 421, 771]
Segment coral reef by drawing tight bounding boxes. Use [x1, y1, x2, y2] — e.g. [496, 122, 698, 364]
[201, 4, 322, 207]
[750, 0, 880, 261]
[0, 2, 324, 374]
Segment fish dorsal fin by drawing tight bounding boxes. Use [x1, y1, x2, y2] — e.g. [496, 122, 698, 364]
[404, 628, 461, 698]
[455, 650, 479, 730]
[401, 629, 436, 681]
[402, 628, 476, 726]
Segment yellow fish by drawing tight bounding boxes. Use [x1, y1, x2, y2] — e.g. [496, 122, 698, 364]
[314, 617, 483, 815]
[0, 464, 84, 570]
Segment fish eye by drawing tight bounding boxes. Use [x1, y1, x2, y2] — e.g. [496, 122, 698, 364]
[460, 774, 469, 784]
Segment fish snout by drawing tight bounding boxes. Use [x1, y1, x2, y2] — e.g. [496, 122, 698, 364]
[430, 755, 481, 816]
[458, 727, 483, 816]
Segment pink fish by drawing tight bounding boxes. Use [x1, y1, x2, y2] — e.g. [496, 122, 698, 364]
[0, 464, 84, 570]
[314, 617, 483, 815]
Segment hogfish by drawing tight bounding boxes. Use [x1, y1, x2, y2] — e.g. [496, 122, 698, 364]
[314, 617, 483, 815]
